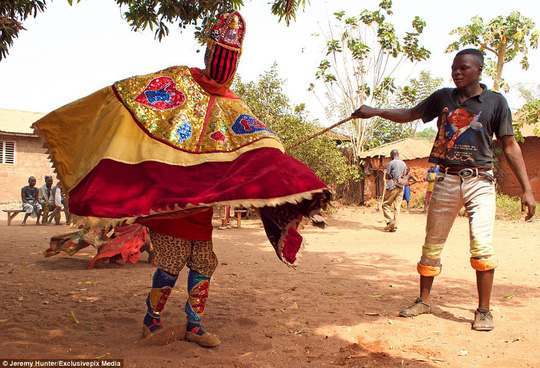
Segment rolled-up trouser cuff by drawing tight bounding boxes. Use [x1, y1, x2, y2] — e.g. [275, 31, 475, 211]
[470, 256, 498, 271]
[417, 262, 442, 277]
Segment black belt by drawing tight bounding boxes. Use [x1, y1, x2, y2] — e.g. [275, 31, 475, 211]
[441, 166, 495, 181]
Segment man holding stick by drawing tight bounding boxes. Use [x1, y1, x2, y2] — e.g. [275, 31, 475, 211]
[352, 48, 535, 331]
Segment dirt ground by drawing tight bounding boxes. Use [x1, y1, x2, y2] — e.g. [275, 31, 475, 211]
[0, 205, 539, 367]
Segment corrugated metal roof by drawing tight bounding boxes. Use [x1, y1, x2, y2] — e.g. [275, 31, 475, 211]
[0, 109, 46, 135]
[358, 138, 433, 160]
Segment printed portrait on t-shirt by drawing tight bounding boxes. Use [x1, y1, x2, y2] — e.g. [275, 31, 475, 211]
[430, 107, 483, 164]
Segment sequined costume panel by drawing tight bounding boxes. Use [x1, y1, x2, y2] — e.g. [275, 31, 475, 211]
[114, 66, 209, 152]
[202, 97, 279, 152]
[113, 66, 280, 153]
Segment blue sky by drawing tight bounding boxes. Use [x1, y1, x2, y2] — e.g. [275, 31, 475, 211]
[0, 0, 538, 127]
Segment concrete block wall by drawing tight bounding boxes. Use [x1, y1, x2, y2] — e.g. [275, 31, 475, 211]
[0, 134, 55, 203]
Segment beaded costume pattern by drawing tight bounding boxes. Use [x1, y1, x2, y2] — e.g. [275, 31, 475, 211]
[113, 66, 279, 153]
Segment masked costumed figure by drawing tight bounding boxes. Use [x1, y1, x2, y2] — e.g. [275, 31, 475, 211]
[33, 10, 330, 347]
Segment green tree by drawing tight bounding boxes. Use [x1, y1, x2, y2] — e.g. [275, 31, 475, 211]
[311, 0, 430, 158]
[514, 84, 540, 140]
[446, 11, 539, 92]
[112, 0, 245, 43]
[0, 0, 46, 60]
[397, 70, 444, 107]
[233, 64, 353, 185]
[1, 0, 307, 61]
[415, 127, 437, 140]
[367, 70, 442, 148]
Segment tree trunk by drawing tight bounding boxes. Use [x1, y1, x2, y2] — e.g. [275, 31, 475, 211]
[494, 40, 507, 92]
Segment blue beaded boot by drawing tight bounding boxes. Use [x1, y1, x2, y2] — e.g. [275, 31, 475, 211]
[184, 270, 221, 347]
[142, 268, 178, 337]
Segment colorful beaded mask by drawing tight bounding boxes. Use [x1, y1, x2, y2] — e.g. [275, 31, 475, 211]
[204, 10, 246, 86]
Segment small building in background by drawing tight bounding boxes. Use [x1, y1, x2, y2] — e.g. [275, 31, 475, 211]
[359, 138, 434, 203]
[494, 124, 540, 200]
[0, 109, 54, 202]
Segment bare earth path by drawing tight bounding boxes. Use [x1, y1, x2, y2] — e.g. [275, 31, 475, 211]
[0, 206, 539, 367]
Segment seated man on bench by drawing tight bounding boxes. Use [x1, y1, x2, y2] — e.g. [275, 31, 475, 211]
[38, 175, 61, 225]
[47, 184, 69, 225]
[21, 176, 42, 226]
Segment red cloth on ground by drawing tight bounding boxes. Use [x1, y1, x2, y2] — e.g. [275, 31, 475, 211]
[46, 224, 149, 269]
[87, 224, 148, 268]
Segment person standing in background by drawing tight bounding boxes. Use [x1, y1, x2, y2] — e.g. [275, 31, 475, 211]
[382, 149, 407, 232]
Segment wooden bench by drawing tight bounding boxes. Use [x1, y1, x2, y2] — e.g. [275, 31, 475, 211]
[234, 209, 247, 228]
[3, 209, 25, 226]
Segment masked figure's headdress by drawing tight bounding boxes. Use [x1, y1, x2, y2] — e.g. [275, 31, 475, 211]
[204, 10, 246, 86]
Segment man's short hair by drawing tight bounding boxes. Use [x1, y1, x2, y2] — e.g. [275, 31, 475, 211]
[390, 149, 399, 157]
[44, 175, 52, 180]
[456, 48, 484, 68]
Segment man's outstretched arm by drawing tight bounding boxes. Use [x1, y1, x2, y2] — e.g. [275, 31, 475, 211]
[352, 105, 421, 123]
[499, 135, 536, 220]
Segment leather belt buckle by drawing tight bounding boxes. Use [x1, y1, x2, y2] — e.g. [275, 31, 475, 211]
[458, 168, 474, 179]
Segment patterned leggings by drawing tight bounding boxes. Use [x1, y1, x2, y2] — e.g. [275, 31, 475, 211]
[149, 231, 218, 278]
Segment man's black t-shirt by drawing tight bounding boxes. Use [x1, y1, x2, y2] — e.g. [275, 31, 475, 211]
[415, 84, 514, 168]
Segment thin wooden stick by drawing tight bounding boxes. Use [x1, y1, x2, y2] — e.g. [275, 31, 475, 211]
[285, 116, 354, 151]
